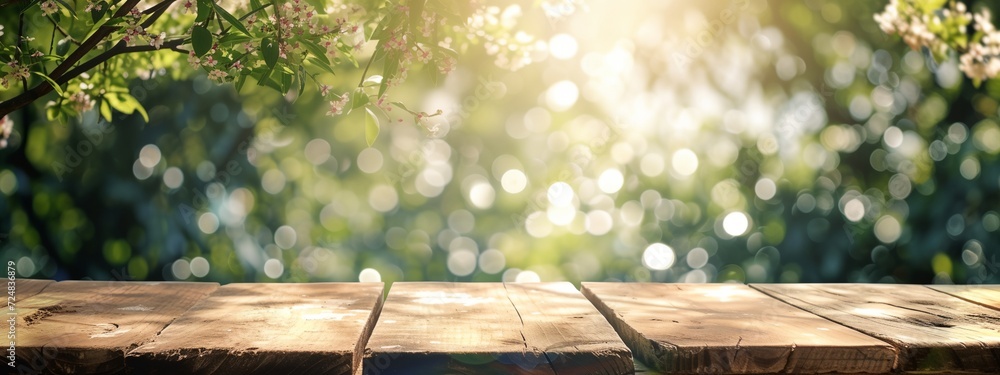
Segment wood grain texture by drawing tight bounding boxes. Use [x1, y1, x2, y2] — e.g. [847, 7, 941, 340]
[927, 284, 1000, 311]
[503, 283, 633, 375]
[16, 281, 218, 375]
[15, 279, 53, 301]
[582, 283, 896, 374]
[753, 283, 1000, 372]
[364, 282, 632, 375]
[127, 282, 384, 375]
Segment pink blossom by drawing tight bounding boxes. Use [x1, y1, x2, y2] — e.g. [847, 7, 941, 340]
[0, 115, 12, 149]
[150, 32, 166, 50]
[39, 0, 58, 16]
[208, 69, 228, 83]
[326, 93, 349, 116]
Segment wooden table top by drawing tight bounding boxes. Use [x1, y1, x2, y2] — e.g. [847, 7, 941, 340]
[13, 280, 1000, 374]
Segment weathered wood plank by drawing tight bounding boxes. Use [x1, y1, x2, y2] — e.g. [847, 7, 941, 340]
[126, 282, 384, 375]
[16, 281, 218, 375]
[927, 284, 1000, 311]
[503, 283, 633, 375]
[364, 282, 632, 375]
[582, 283, 896, 374]
[15, 279, 53, 301]
[753, 283, 1000, 372]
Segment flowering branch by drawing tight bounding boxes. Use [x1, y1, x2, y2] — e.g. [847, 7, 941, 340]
[876, 0, 1000, 84]
[0, 0, 545, 148]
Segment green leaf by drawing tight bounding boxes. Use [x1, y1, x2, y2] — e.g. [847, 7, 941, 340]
[378, 52, 400, 98]
[105, 93, 131, 113]
[261, 37, 279, 68]
[352, 90, 369, 110]
[363, 75, 382, 87]
[297, 66, 307, 94]
[90, 1, 108, 23]
[99, 99, 112, 122]
[408, 0, 426, 38]
[279, 69, 292, 93]
[218, 33, 252, 47]
[300, 39, 331, 65]
[371, 12, 404, 40]
[235, 73, 247, 92]
[365, 108, 380, 147]
[196, 0, 212, 23]
[46, 104, 60, 121]
[916, 0, 947, 14]
[305, 0, 327, 14]
[192, 26, 213, 57]
[336, 42, 360, 67]
[391, 101, 417, 115]
[307, 56, 336, 75]
[55, 38, 71, 56]
[213, 3, 251, 35]
[120, 94, 149, 122]
[32, 72, 63, 96]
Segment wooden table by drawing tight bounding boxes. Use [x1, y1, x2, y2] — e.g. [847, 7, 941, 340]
[13, 280, 1000, 374]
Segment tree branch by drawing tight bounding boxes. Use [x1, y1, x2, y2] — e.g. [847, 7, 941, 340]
[57, 39, 186, 86]
[0, 0, 142, 118]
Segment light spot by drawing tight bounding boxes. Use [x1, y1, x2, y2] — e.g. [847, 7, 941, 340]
[874, 216, 901, 243]
[671, 149, 699, 176]
[448, 249, 477, 276]
[514, 270, 541, 282]
[843, 199, 865, 222]
[198, 212, 219, 234]
[883, 126, 903, 148]
[640, 154, 664, 176]
[642, 243, 675, 271]
[501, 169, 528, 194]
[304, 139, 331, 165]
[359, 268, 381, 282]
[0, 170, 17, 195]
[261, 169, 286, 194]
[264, 258, 284, 279]
[547, 182, 575, 206]
[171, 259, 191, 280]
[959, 158, 980, 180]
[545, 80, 579, 111]
[118, 305, 152, 311]
[468, 181, 496, 209]
[369, 184, 399, 212]
[163, 167, 184, 189]
[357, 148, 384, 174]
[585, 210, 614, 236]
[686, 248, 709, 269]
[139, 144, 161, 168]
[274, 225, 297, 249]
[597, 168, 624, 194]
[888, 174, 912, 200]
[548, 33, 578, 59]
[547, 205, 576, 226]
[478, 249, 506, 274]
[132, 160, 154, 180]
[525, 211, 553, 238]
[722, 212, 750, 236]
[189, 256, 210, 278]
[90, 327, 131, 338]
[754, 178, 776, 200]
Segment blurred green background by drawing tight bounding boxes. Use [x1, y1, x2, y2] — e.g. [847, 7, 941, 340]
[1, 0, 998, 285]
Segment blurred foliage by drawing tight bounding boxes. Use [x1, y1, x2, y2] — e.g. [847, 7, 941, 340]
[1, 0, 999, 285]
